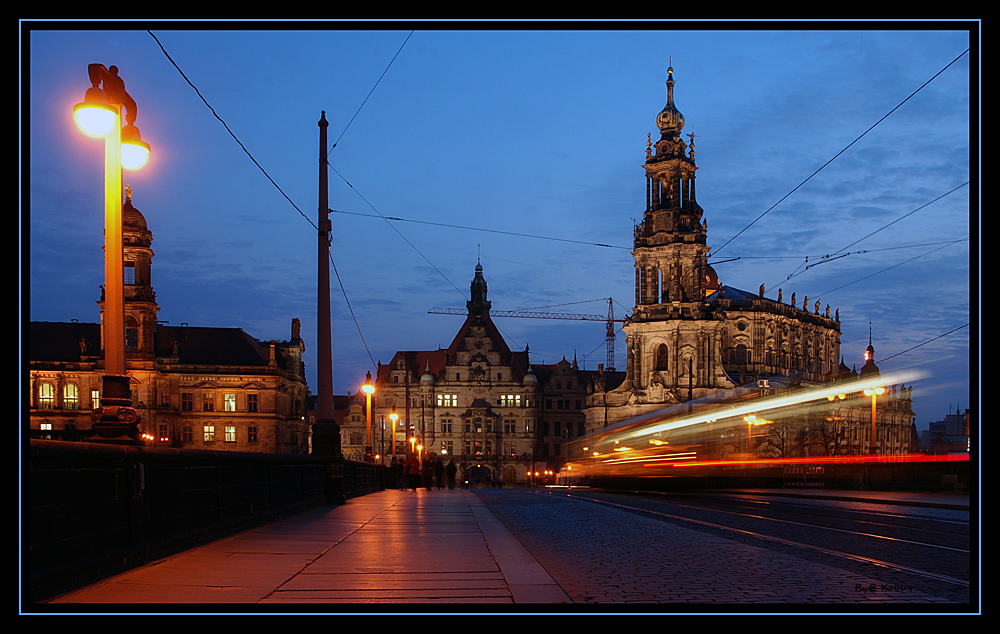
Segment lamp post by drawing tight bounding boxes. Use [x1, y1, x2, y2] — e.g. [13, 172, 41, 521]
[361, 372, 375, 462]
[864, 387, 885, 454]
[389, 410, 399, 464]
[74, 64, 150, 445]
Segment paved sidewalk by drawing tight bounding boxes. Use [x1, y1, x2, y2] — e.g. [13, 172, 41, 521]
[43, 488, 570, 607]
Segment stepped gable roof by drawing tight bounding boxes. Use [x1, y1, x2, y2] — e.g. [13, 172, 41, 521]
[445, 310, 512, 358]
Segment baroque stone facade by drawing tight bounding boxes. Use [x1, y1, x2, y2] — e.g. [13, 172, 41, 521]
[28, 191, 311, 453]
[370, 262, 601, 485]
[585, 67, 916, 456]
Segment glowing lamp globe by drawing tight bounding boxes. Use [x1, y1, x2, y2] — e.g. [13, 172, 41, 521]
[73, 87, 117, 137]
[120, 123, 151, 170]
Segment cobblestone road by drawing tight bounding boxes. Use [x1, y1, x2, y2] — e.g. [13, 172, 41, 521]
[473, 489, 971, 608]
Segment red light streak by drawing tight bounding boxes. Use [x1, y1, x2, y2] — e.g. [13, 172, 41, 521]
[667, 453, 969, 468]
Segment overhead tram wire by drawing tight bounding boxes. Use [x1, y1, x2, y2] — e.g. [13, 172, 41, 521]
[147, 30, 316, 231]
[328, 208, 631, 251]
[877, 323, 970, 365]
[328, 30, 413, 155]
[815, 236, 968, 297]
[712, 48, 971, 259]
[149, 29, 403, 371]
[773, 181, 970, 289]
[327, 165, 465, 297]
[154, 29, 614, 363]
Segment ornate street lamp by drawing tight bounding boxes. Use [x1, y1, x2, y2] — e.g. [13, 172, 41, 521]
[73, 64, 150, 445]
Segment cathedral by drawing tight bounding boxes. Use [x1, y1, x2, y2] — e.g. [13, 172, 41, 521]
[362, 66, 918, 478]
[28, 189, 312, 453]
[584, 66, 917, 457]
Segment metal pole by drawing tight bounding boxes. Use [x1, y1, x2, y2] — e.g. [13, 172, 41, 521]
[312, 111, 340, 457]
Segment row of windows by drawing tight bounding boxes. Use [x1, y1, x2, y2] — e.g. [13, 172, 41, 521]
[388, 394, 542, 409]
[181, 392, 259, 412]
[34, 383, 263, 414]
[182, 424, 259, 443]
[35, 384, 99, 410]
[437, 418, 531, 434]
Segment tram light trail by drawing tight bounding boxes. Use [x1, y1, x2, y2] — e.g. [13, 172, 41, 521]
[559, 369, 960, 482]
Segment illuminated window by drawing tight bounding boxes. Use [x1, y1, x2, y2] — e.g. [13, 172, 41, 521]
[437, 394, 457, 407]
[40, 423, 52, 431]
[225, 426, 236, 442]
[224, 393, 236, 412]
[38, 383, 54, 409]
[91, 389, 100, 409]
[500, 394, 521, 407]
[203, 425, 215, 442]
[63, 384, 79, 410]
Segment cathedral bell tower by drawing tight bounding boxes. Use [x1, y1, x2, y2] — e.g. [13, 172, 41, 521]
[634, 65, 710, 307]
[622, 66, 727, 404]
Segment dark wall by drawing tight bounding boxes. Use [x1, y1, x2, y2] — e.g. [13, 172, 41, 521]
[26, 440, 383, 602]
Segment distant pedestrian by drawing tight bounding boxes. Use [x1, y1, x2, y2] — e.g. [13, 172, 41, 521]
[434, 457, 445, 489]
[405, 453, 420, 491]
[446, 458, 457, 490]
[423, 455, 434, 490]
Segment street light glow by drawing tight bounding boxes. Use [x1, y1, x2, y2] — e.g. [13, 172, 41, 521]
[73, 91, 117, 137]
[120, 123, 151, 169]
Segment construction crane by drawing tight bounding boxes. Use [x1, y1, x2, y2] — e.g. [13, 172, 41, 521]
[429, 298, 625, 370]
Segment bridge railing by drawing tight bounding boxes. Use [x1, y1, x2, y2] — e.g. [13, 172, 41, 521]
[27, 439, 383, 602]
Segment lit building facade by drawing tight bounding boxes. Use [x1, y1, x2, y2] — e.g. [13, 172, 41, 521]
[28, 191, 312, 453]
[585, 67, 916, 457]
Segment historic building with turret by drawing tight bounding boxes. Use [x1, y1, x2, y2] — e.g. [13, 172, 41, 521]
[584, 67, 916, 457]
[370, 261, 609, 485]
[28, 189, 312, 453]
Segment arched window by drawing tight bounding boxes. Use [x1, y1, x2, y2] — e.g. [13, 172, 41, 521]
[63, 384, 79, 410]
[38, 383, 54, 409]
[654, 343, 668, 371]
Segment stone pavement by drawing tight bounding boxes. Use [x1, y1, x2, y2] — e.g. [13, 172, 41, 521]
[41, 488, 570, 607]
[38, 486, 971, 610]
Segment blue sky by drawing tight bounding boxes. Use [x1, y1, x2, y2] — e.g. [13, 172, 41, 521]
[24, 23, 976, 432]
